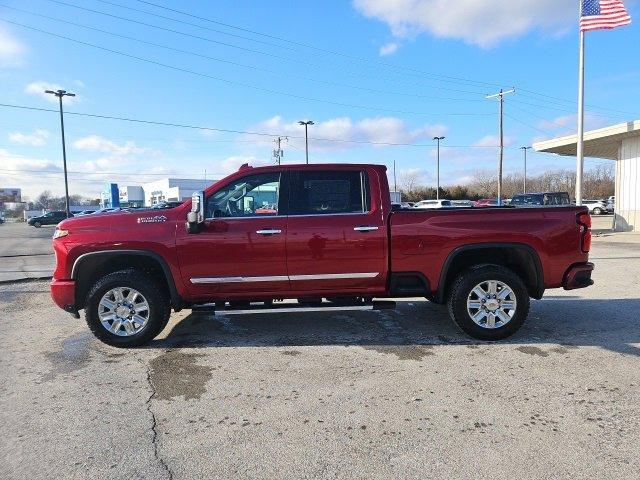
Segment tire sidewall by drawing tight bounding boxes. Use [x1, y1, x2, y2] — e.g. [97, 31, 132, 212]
[85, 270, 169, 347]
[448, 265, 529, 341]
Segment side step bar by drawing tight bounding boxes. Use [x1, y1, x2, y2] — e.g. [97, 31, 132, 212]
[192, 300, 396, 316]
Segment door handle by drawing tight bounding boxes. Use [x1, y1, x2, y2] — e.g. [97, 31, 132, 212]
[353, 226, 379, 232]
[256, 229, 282, 235]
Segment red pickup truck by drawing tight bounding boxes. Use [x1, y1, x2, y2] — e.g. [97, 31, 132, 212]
[50, 163, 594, 347]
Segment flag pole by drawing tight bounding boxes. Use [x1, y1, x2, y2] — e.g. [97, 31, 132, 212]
[575, 27, 585, 206]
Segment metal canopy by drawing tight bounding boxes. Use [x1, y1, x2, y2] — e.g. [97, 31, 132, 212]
[533, 120, 640, 160]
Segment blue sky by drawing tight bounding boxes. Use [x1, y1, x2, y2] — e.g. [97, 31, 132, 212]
[0, 0, 638, 198]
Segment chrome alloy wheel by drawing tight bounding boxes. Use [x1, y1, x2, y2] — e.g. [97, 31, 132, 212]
[98, 287, 150, 337]
[466, 280, 517, 329]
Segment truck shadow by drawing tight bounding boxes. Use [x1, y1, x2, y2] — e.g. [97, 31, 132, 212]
[149, 297, 640, 357]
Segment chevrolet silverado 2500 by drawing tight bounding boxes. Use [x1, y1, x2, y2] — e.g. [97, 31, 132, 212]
[50, 164, 594, 347]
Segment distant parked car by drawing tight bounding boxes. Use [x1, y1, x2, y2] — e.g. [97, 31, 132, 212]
[27, 211, 71, 228]
[451, 200, 473, 208]
[93, 208, 122, 215]
[582, 199, 608, 215]
[0, 217, 4, 224]
[473, 198, 499, 207]
[511, 192, 571, 207]
[414, 199, 452, 209]
[606, 196, 615, 212]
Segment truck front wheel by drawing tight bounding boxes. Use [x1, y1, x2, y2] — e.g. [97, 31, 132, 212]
[447, 264, 530, 341]
[84, 269, 171, 347]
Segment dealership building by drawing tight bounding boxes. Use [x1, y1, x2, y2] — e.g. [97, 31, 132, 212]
[534, 120, 640, 232]
[101, 178, 210, 208]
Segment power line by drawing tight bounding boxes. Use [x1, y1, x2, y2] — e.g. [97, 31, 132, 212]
[503, 112, 552, 136]
[511, 98, 634, 120]
[29, 1, 496, 98]
[0, 102, 504, 148]
[0, 167, 224, 178]
[36, 0, 638, 116]
[98, 0, 503, 89]
[0, 4, 488, 104]
[1, 18, 494, 118]
[130, 0, 634, 116]
[517, 88, 639, 117]
[40, 0, 489, 95]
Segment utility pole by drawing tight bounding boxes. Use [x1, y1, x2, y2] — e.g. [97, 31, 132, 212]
[45, 89, 75, 218]
[433, 136, 445, 200]
[298, 120, 314, 164]
[273, 136, 287, 165]
[520, 146, 531, 193]
[486, 88, 515, 206]
[393, 159, 397, 192]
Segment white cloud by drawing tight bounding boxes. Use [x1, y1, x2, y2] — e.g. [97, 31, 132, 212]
[473, 134, 512, 147]
[24, 81, 80, 104]
[379, 42, 399, 56]
[73, 135, 159, 156]
[220, 155, 273, 173]
[9, 129, 50, 147]
[243, 115, 449, 152]
[0, 27, 26, 67]
[0, 149, 76, 198]
[536, 113, 609, 135]
[353, 0, 576, 47]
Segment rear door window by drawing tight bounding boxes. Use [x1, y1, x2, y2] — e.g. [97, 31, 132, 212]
[288, 170, 370, 215]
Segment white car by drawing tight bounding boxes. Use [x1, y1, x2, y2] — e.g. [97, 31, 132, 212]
[413, 199, 452, 209]
[583, 199, 608, 215]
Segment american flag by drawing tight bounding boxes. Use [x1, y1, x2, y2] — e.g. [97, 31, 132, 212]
[580, 0, 631, 32]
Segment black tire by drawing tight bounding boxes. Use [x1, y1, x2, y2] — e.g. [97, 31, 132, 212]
[447, 264, 530, 341]
[84, 269, 170, 347]
[33, 221, 41, 228]
[592, 207, 603, 215]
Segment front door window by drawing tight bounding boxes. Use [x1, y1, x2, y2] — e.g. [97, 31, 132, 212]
[206, 172, 280, 218]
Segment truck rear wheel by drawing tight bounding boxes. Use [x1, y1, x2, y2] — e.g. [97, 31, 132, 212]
[447, 264, 529, 341]
[84, 269, 170, 347]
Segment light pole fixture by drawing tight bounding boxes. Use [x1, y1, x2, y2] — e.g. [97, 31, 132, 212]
[45, 89, 75, 217]
[433, 136, 445, 200]
[520, 146, 531, 194]
[298, 120, 314, 164]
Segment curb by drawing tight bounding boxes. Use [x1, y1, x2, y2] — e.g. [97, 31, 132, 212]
[0, 276, 52, 285]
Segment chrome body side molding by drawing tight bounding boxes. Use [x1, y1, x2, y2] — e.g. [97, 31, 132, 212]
[190, 272, 379, 284]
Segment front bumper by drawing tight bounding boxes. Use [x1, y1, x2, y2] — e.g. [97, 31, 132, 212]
[50, 279, 79, 318]
[563, 262, 594, 290]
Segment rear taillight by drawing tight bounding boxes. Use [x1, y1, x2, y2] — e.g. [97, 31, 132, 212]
[577, 212, 591, 253]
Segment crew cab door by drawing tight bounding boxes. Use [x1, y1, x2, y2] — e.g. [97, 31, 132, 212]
[285, 168, 387, 294]
[176, 171, 289, 297]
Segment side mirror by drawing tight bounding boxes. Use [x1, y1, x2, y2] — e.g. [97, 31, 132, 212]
[186, 191, 205, 234]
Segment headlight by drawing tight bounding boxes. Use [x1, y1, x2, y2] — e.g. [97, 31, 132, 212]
[53, 228, 69, 239]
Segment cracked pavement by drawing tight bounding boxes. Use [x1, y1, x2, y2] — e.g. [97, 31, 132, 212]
[1, 234, 640, 479]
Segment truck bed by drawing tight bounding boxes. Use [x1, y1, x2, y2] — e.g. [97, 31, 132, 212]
[389, 206, 589, 295]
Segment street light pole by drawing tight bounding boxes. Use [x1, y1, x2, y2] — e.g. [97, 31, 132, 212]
[433, 136, 445, 200]
[298, 120, 314, 164]
[520, 146, 531, 193]
[45, 89, 75, 218]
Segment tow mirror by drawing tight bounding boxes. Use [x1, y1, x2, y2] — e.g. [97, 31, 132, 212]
[187, 191, 205, 234]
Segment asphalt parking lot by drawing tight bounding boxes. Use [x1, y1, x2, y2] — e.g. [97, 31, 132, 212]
[0, 222, 55, 282]
[1, 218, 639, 479]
